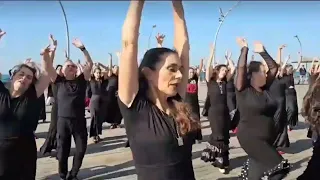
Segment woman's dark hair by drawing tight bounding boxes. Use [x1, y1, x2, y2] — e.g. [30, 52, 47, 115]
[9, 64, 37, 82]
[211, 64, 227, 81]
[139, 47, 200, 136]
[90, 67, 102, 80]
[302, 78, 320, 129]
[247, 61, 263, 79]
[56, 64, 63, 70]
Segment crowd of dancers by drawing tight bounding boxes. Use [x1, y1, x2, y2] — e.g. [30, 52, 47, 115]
[1, 1, 320, 180]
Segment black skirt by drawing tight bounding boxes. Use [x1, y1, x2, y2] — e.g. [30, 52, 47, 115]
[40, 102, 57, 154]
[89, 95, 108, 137]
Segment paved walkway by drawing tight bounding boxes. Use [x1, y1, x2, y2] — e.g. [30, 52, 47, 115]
[35, 84, 313, 180]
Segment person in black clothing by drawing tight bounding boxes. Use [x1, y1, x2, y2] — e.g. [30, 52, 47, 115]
[299, 63, 320, 179]
[201, 45, 236, 174]
[235, 37, 291, 179]
[49, 38, 93, 180]
[87, 66, 108, 143]
[299, 65, 307, 84]
[285, 64, 299, 130]
[118, 1, 200, 180]
[40, 64, 63, 156]
[0, 30, 55, 179]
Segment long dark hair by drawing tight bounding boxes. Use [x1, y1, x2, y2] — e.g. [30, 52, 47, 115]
[247, 61, 263, 79]
[139, 47, 200, 136]
[211, 64, 227, 81]
[302, 78, 320, 130]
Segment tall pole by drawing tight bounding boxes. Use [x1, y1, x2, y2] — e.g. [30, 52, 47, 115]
[58, 0, 70, 59]
[212, 1, 241, 62]
[147, 25, 156, 49]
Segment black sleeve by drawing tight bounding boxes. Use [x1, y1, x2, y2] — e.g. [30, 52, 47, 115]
[86, 82, 92, 98]
[54, 75, 64, 84]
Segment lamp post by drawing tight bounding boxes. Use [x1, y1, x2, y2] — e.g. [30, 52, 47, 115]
[147, 25, 156, 49]
[58, 0, 70, 59]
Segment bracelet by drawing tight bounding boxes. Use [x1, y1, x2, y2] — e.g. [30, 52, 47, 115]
[80, 47, 86, 51]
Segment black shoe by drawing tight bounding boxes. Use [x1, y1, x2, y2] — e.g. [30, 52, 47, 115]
[67, 175, 78, 180]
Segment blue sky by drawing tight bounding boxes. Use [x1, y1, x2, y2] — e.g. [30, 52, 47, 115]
[0, 1, 320, 73]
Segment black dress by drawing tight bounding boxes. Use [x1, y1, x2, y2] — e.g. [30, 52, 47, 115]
[269, 77, 290, 148]
[201, 79, 230, 169]
[88, 78, 108, 137]
[0, 81, 38, 179]
[38, 94, 46, 121]
[40, 83, 58, 155]
[283, 74, 298, 127]
[236, 47, 290, 179]
[118, 92, 195, 180]
[105, 74, 122, 125]
[185, 75, 202, 141]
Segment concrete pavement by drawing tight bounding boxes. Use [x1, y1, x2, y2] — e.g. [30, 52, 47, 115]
[35, 83, 313, 180]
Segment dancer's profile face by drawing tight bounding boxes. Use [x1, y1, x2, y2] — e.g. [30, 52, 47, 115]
[188, 68, 195, 79]
[252, 64, 267, 87]
[217, 66, 228, 80]
[12, 66, 34, 92]
[63, 61, 77, 77]
[286, 66, 293, 75]
[146, 52, 182, 97]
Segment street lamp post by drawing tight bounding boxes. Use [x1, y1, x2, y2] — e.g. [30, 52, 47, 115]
[58, 0, 70, 59]
[147, 25, 156, 49]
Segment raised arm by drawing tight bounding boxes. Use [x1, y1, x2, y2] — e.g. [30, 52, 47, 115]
[225, 50, 236, 81]
[119, 0, 144, 107]
[35, 44, 56, 98]
[293, 52, 303, 72]
[172, 0, 190, 98]
[276, 44, 286, 65]
[107, 53, 113, 77]
[235, 37, 248, 91]
[205, 44, 215, 82]
[254, 41, 278, 85]
[196, 59, 204, 76]
[279, 55, 290, 77]
[72, 39, 93, 80]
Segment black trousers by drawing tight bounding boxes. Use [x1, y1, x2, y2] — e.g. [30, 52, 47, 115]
[0, 136, 37, 180]
[57, 117, 88, 178]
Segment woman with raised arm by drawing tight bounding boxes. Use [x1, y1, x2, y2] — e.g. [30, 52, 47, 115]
[48, 38, 93, 180]
[88, 60, 109, 143]
[105, 53, 122, 129]
[235, 37, 291, 179]
[200, 43, 235, 174]
[118, 1, 199, 180]
[0, 32, 56, 179]
[269, 45, 290, 152]
[284, 53, 302, 130]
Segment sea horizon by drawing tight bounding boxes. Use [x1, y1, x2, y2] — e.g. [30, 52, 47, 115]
[1, 74, 10, 83]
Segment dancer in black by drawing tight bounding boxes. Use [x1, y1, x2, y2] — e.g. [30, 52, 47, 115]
[88, 65, 108, 143]
[0, 30, 55, 179]
[185, 58, 203, 142]
[299, 62, 320, 180]
[40, 64, 63, 155]
[235, 37, 290, 179]
[105, 53, 122, 129]
[270, 45, 290, 151]
[49, 38, 93, 180]
[118, 1, 199, 179]
[201, 44, 235, 174]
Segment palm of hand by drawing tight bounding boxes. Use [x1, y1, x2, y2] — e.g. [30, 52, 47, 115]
[254, 43, 264, 53]
[72, 39, 84, 48]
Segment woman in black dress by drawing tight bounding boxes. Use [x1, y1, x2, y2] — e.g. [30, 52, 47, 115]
[299, 63, 320, 179]
[40, 65, 63, 155]
[185, 60, 203, 142]
[0, 31, 55, 179]
[88, 66, 109, 143]
[118, 1, 200, 179]
[235, 37, 291, 179]
[201, 45, 236, 174]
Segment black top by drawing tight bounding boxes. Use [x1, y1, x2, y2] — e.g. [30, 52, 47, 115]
[107, 74, 118, 91]
[55, 74, 87, 118]
[88, 79, 108, 96]
[235, 47, 279, 140]
[282, 74, 296, 95]
[0, 81, 38, 138]
[118, 92, 195, 180]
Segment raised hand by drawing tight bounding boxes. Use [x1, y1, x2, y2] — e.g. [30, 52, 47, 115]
[155, 33, 165, 45]
[225, 50, 232, 60]
[236, 37, 248, 48]
[49, 34, 57, 50]
[253, 41, 265, 53]
[40, 44, 52, 62]
[116, 51, 121, 59]
[72, 38, 84, 49]
[310, 57, 320, 75]
[0, 29, 6, 40]
[24, 58, 32, 64]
